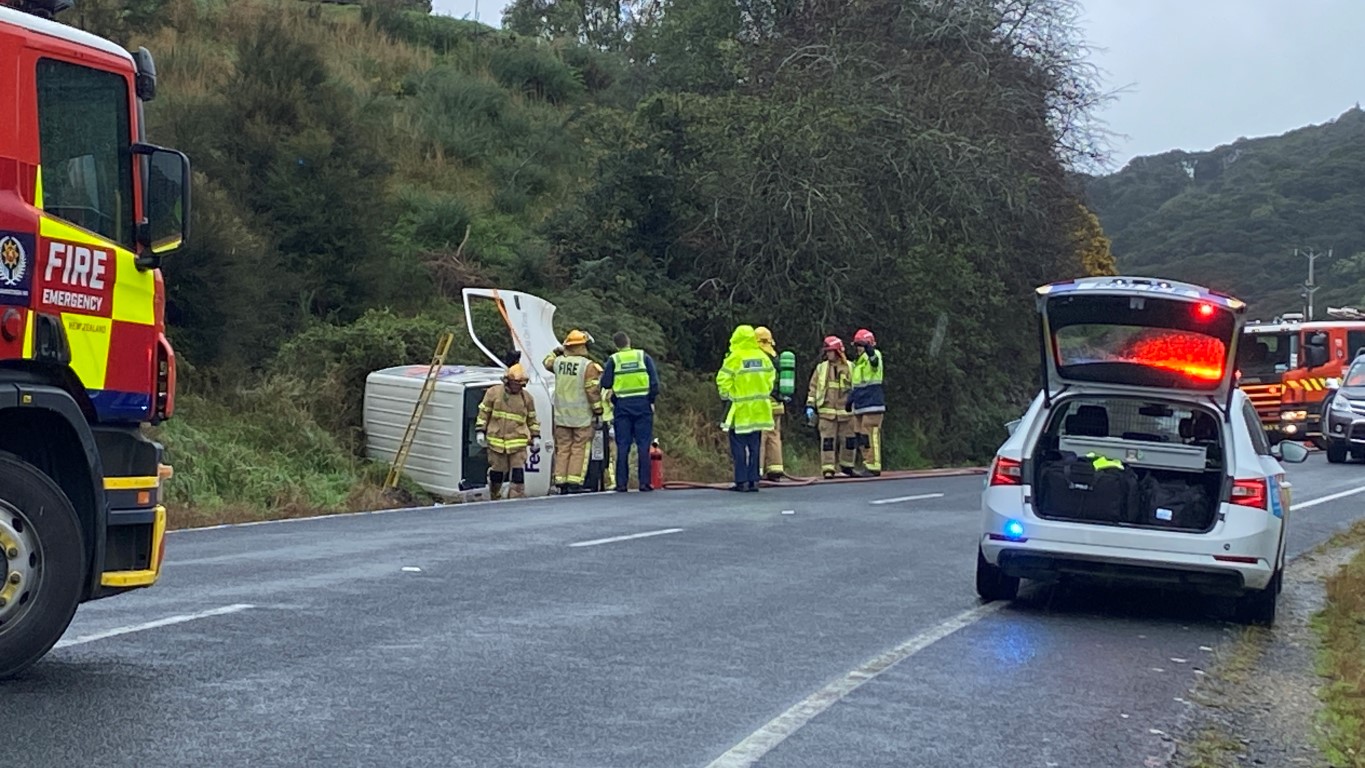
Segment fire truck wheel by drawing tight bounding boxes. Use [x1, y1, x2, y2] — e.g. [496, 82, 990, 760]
[0, 454, 84, 680]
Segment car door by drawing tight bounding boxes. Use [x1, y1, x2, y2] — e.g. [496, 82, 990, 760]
[1243, 401, 1289, 568]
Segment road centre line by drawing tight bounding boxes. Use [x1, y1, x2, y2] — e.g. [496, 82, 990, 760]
[869, 492, 946, 506]
[1290, 483, 1365, 511]
[705, 601, 1007, 768]
[54, 604, 256, 650]
[568, 528, 684, 548]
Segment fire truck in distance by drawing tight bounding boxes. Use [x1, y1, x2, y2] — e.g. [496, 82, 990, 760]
[1281, 314, 1365, 447]
[1237, 319, 1300, 442]
[0, 0, 190, 677]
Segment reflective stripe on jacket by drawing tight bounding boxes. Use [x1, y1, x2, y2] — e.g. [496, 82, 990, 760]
[544, 353, 602, 428]
[850, 349, 885, 415]
[476, 384, 540, 452]
[609, 349, 651, 399]
[717, 327, 777, 434]
[808, 359, 852, 418]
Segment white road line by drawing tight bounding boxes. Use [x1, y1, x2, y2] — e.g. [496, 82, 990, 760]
[568, 528, 684, 548]
[705, 601, 1006, 768]
[1291, 484, 1365, 511]
[54, 604, 256, 649]
[868, 492, 946, 506]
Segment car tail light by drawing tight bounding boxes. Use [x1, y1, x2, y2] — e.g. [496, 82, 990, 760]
[990, 456, 1022, 486]
[1230, 478, 1267, 509]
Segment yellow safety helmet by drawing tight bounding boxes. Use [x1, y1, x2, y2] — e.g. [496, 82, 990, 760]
[563, 329, 592, 347]
[504, 363, 529, 383]
[755, 326, 776, 355]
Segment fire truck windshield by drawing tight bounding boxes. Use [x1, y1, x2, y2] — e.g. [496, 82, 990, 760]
[1237, 331, 1295, 377]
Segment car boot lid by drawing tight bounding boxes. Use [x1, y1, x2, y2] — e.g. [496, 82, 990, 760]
[1036, 276, 1247, 404]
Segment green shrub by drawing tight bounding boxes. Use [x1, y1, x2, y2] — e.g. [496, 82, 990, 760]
[489, 45, 584, 105]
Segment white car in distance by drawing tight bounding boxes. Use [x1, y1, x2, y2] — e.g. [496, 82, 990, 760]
[978, 276, 1310, 624]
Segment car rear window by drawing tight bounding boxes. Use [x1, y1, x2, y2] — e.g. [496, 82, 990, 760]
[1055, 325, 1227, 387]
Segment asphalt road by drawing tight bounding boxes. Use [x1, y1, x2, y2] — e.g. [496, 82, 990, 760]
[5, 456, 1365, 767]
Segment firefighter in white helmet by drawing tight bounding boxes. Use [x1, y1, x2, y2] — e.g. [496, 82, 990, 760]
[544, 329, 604, 494]
[475, 363, 541, 500]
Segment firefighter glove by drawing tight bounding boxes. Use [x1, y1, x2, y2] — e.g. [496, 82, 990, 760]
[531, 437, 542, 454]
[475, 432, 488, 448]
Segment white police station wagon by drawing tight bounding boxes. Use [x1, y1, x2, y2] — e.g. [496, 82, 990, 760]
[978, 277, 1310, 624]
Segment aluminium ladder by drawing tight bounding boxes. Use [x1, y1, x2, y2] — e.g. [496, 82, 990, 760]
[384, 331, 455, 490]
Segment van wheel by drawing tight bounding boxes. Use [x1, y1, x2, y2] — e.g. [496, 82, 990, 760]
[1326, 440, 1349, 464]
[976, 547, 1019, 602]
[1235, 570, 1279, 626]
[0, 454, 85, 679]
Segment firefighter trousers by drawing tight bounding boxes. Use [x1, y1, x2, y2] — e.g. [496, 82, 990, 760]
[855, 412, 884, 473]
[552, 425, 594, 486]
[488, 449, 528, 499]
[759, 418, 784, 477]
[819, 416, 856, 475]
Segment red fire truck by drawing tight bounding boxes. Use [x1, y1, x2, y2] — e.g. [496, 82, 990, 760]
[0, 0, 190, 677]
[1237, 319, 1300, 442]
[1283, 319, 1365, 446]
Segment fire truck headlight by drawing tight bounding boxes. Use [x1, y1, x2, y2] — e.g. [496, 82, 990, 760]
[1280, 410, 1308, 421]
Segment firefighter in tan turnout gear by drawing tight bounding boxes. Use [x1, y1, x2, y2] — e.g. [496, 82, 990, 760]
[543, 329, 604, 494]
[755, 326, 786, 480]
[475, 363, 542, 500]
[806, 336, 856, 478]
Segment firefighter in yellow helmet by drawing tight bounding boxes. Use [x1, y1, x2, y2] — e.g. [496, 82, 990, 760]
[475, 363, 542, 500]
[717, 325, 777, 492]
[543, 329, 604, 494]
[754, 326, 786, 480]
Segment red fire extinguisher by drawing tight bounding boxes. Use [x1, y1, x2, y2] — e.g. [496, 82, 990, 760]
[650, 439, 664, 489]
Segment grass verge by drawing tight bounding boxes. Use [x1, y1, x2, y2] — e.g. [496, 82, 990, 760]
[1313, 519, 1365, 768]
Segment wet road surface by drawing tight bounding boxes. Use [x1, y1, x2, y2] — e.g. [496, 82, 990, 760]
[5, 456, 1364, 767]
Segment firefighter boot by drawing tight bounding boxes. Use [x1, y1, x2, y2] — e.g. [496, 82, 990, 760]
[488, 470, 506, 501]
[509, 468, 527, 500]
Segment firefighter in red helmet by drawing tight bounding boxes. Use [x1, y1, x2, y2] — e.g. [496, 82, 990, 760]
[806, 335, 855, 478]
[848, 328, 885, 475]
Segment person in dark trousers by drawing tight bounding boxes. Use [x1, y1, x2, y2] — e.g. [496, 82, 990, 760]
[717, 325, 777, 492]
[599, 331, 660, 492]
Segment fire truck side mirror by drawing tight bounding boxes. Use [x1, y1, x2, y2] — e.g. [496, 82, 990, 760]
[1304, 343, 1329, 369]
[133, 143, 191, 266]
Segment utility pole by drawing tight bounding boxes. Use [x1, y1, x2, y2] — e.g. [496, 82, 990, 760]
[1298, 247, 1329, 321]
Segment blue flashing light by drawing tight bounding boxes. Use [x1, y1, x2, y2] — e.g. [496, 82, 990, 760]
[1004, 520, 1026, 540]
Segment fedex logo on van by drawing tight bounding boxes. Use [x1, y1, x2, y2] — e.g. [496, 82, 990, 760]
[39, 241, 114, 315]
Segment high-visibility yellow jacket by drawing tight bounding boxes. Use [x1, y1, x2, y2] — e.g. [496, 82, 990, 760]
[542, 351, 603, 428]
[476, 384, 540, 452]
[716, 325, 777, 434]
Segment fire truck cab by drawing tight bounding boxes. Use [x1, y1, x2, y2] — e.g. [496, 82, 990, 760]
[0, 0, 190, 677]
[1282, 320, 1365, 447]
[1237, 319, 1300, 443]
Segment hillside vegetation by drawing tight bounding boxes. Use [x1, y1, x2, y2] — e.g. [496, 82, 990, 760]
[1086, 107, 1365, 317]
[70, 0, 1111, 523]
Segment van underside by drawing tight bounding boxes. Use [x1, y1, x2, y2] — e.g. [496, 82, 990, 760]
[1029, 396, 1226, 533]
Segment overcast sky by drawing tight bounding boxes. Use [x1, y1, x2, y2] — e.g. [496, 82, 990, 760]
[431, 0, 1365, 171]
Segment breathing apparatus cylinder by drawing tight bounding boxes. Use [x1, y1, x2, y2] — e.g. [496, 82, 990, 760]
[778, 350, 797, 398]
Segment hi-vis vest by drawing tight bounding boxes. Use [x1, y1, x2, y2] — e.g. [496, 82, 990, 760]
[809, 360, 852, 418]
[851, 349, 886, 415]
[553, 354, 593, 428]
[610, 349, 650, 399]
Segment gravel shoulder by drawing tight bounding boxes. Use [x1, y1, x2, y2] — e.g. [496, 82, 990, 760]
[1170, 541, 1359, 768]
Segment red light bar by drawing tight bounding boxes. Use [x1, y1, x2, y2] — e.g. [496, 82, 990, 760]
[1195, 302, 1216, 320]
